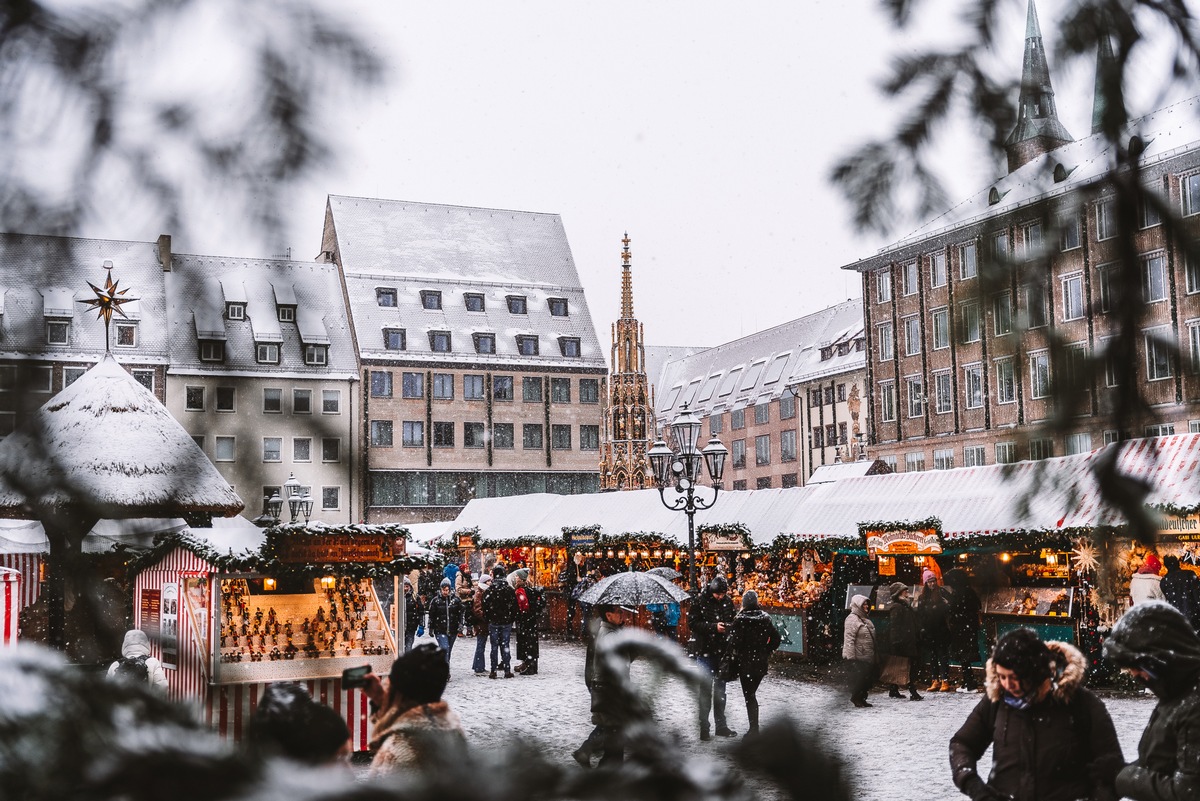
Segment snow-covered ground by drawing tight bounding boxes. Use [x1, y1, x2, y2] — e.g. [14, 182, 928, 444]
[420, 633, 1153, 801]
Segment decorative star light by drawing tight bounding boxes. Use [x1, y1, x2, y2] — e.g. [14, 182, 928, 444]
[78, 261, 137, 352]
[1071, 537, 1099, 573]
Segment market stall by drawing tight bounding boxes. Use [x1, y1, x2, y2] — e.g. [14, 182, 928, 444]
[1, 567, 19, 645]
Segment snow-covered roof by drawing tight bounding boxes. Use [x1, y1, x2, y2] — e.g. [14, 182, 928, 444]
[0, 518, 186, 555]
[655, 300, 863, 420]
[806, 459, 893, 485]
[184, 514, 266, 556]
[643, 345, 705, 397]
[0, 355, 244, 519]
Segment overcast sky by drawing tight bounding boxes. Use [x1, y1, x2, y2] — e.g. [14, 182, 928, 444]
[107, 0, 1184, 351]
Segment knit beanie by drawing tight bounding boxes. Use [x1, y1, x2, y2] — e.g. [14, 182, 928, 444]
[1139, 553, 1163, 574]
[922, 569, 937, 585]
[741, 589, 759, 610]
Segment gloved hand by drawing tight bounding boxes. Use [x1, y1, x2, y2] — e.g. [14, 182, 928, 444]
[962, 774, 1009, 801]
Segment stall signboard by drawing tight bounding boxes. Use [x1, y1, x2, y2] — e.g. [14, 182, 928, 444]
[160, 582, 178, 669]
[702, 530, 744, 551]
[568, 531, 597, 548]
[1160, 514, 1200, 542]
[275, 533, 395, 563]
[865, 528, 941, 558]
[457, 533, 477, 549]
[139, 588, 160, 638]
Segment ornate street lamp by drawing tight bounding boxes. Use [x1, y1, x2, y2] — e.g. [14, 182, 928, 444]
[648, 404, 728, 593]
[284, 473, 303, 524]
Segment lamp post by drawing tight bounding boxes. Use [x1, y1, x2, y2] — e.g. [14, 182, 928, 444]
[647, 404, 728, 594]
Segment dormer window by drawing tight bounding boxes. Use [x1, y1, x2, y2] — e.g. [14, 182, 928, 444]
[277, 305, 296, 323]
[820, 346, 833, 361]
[376, 288, 397, 307]
[226, 302, 246, 320]
[421, 290, 442, 310]
[383, 328, 406, 350]
[199, 340, 225, 362]
[304, 345, 328, 366]
[429, 331, 452, 353]
[515, 335, 539, 356]
[473, 333, 495, 354]
[256, 342, 280, 364]
[115, 322, 138, 348]
[548, 297, 569, 317]
[507, 295, 527, 314]
[855, 338, 865, 352]
[559, 336, 581, 357]
[837, 341, 850, 357]
[464, 293, 485, 312]
[46, 320, 70, 345]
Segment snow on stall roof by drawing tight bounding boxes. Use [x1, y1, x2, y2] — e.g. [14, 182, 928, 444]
[407, 521, 454, 545]
[185, 513, 266, 556]
[0, 355, 244, 519]
[0, 517, 186, 554]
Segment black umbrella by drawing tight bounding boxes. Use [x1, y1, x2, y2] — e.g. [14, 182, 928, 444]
[646, 566, 682, 581]
[579, 571, 691, 606]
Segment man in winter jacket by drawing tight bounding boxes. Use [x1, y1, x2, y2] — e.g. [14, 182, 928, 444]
[1160, 555, 1200, 631]
[106, 629, 169, 690]
[1104, 600, 1200, 801]
[483, 565, 518, 679]
[559, 551, 588, 639]
[426, 579, 464, 670]
[842, 594, 877, 708]
[687, 575, 737, 739]
[470, 573, 493, 676]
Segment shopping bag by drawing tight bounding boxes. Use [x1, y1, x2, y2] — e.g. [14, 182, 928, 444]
[879, 654, 910, 686]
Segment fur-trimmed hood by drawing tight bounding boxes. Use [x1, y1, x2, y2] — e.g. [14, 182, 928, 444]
[368, 700, 465, 777]
[985, 640, 1087, 704]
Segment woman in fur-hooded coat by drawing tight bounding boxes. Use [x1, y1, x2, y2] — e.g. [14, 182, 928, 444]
[949, 629, 1123, 801]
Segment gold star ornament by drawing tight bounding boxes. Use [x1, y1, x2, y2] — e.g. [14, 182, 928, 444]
[78, 261, 137, 351]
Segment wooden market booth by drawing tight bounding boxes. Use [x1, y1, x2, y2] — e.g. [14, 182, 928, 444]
[1, 566, 19, 645]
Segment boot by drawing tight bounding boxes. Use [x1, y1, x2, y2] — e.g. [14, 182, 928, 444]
[909, 687, 923, 701]
[489, 669, 497, 679]
[503, 669, 515, 678]
[940, 681, 956, 692]
[514, 661, 528, 674]
[926, 680, 942, 692]
[888, 686, 904, 699]
[522, 660, 538, 675]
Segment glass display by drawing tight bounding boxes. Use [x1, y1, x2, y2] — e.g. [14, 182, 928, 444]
[983, 587, 1074, 617]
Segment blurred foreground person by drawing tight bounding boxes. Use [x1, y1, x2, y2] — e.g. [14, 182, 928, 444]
[950, 627, 1122, 801]
[365, 642, 466, 777]
[1104, 601, 1200, 801]
[842, 594, 876, 708]
[106, 629, 169, 690]
[728, 589, 781, 735]
[246, 682, 351, 766]
[573, 604, 632, 768]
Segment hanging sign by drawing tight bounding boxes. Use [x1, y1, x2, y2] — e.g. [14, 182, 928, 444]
[274, 533, 395, 563]
[139, 589, 160, 638]
[702, 530, 744, 551]
[568, 531, 597, 548]
[865, 528, 941, 558]
[1159, 514, 1200, 542]
[457, 533, 477, 549]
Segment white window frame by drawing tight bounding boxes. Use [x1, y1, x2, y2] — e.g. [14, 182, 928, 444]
[1182, 172, 1200, 217]
[321, 487, 341, 511]
[1098, 263, 1116, 313]
[256, 342, 280, 364]
[1189, 321, 1200, 374]
[322, 438, 341, 463]
[995, 358, 1015, 404]
[960, 301, 980, 343]
[963, 445, 986, 467]
[933, 371, 952, 414]
[215, 386, 235, 413]
[876, 269, 892, 303]
[1030, 438, 1055, 461]
[262, 437, 282, 463]
[931, 307, 949, 350]
[906, 376, 924, 418]
[995, 442, 1016, 464]
[903, 316, 921, 356]
[902, 261, 919, 296]
[1059, 213, 1081, 251]
[1065, 432, 1093, 455]
[878, 322, 894, 361]
[993, 292, 1012, 336]
[1186, 249, 1200, 295]
[292, 437, 312, 462]
[879, 381, 896, 423]
[929, 252, 947, 287]
[322, 389, 341, 414]
[114, 322, 138, 348]
[1030, 351, 1050, 399]
[933, 448, 954, 470]
[185, 386, 205, 411]
[905, 451, 925, 472]
[46, 320, 69, 346]
[1143, 253, 1168, 303]
[263, 388, 282, 414]
[1096, 198, 1115, 240]
[1145, 327, 1173, 381]
[959, 242, 977, 279]
[964, 364, 984, 409]
[1062, 273, 1085, 321]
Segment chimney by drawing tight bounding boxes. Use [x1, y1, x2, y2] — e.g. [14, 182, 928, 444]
[157, 234, 172, 272]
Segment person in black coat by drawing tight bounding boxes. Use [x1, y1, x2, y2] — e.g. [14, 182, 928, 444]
[1160, 555, 1200, 632]
[426, 579, 464, 668]
[1104, 600, 1200, 801]
[687, 575, 737, 740]
[483, 565, 519, 678]
[728, 590, 781, 735]
[400, 578, 423, 653]
[919, 570, 954, 691]
[513, 570, 544, 675]
[885, 582, 922, 701]
[944, 568, 983, 692]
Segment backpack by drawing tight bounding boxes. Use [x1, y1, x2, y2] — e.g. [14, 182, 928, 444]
[114, 654, 149, 683]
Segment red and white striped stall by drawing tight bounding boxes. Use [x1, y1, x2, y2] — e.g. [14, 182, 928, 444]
[0, 566, 20, 645]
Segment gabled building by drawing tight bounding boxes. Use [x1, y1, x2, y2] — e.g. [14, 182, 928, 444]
[321, 196, 607, 523]
[655, 300, 866, 490]
[164, 248, 360, 524]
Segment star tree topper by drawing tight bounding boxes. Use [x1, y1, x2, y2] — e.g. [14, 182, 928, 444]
[78, 260, 137, 352]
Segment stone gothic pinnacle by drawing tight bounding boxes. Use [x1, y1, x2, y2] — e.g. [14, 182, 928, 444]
[1004, 0, 1073, 172]
[620, 232, 634, 319]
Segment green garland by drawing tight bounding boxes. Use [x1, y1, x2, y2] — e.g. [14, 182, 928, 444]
[856, 517, 942, 540]
[697, 522, 752, 550]
[596, 530, 678, 549]
[448, 526, 481, 549]
[1152, 502, 1200, 518]
[478, 534, 569, 550]
[765, 533, 864, 558]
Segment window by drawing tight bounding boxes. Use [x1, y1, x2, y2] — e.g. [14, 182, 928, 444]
[995, 442, 1016, 464]
[930, 252, 947, 287]
[1143, 254, 1168, 302]
[215, 387, 235, 412]
[993, 292, 1013, 336]
[781, 429, 797, 462]
[288, 388, 309, 414]
[515, 336, 539, 356]
[402, 421, 424, 447]
[115, 322, 137, 347]
[1025, 282, 1048, 328]
[191, 435, 203, 450]
[991, 231, 1008, 262]
[429, 331, 452, 352]
[960, 302, 980, 343]
[63, 366, 85, 387]
[878, 323, 894, 360]
[1029, 438, 1055, 460]
[1065, 432, 1093, 455]
[826, 424, 838, 446]
[373, 371, 395, 398]
[1095, 264, 1117, 313]
[560, 337, 582, 357]
[902, 261, 919, 295]
[293, 437, 311, 462]
[1059, 213, 1081, 250]
[322, 390, 340, 414]
[1190, 323, 1200, 373]
[199, 340, 224, 362]
[876, 269, 892, 302]
[751, 403, 767, 425]
[1183, 173, 1200, 216]
[322, 487, 340, 511]
[964, 365, 984, 409]
[960, 242, 978, 279]
[1193, 421, 1200, 433]
[1021, 221, 1043, 260]
[433, 422, 455, 447]
[580, 379, 599, 404]
[304, 345, 328, 366]
[995, 359, 1016, 403]
[931, 308, 949, 349]
[1102, 337, 1120, 387]
[523, 424, 543, 449]
[551, 377, 571, 402]
[756, 477, 772, 490]
[1030, 352, 1050, 398]
[731, 408, 745, 430]
[934, 371, 952, 414]
[1146, 423, 1177, 437]
[906, 377, 924, 418]
[506, 295, 527, 314]
[580, 425, 599, 450]
[46, 320, 69, 345]
[1141, 191, 1163, 228]
[263, 388, 282, 413]
[1062, 274, 1085, 320]
[322, 438, 340, 462]
[781, 473, 798, 489]
[710, 415, 723, 435]
[548, 298, 569, 316]
[1096, 198, 1115, 240]
[1062, 343, 1087, 390]
[779, 393, 796, 419]
[185, 386, 205, 411]
[464, 375, 485, 400]
[376, 288, 397, 307]
[370, 421, 393, 447]
[433, 373, 454, 400]
[811, 427, 824, 448]
[402, 372, 424, 399]
[904, 317, 921, 356]
[132, 369, 154, 392]
[732, 439, 746, 468]
[493, 423, 514, 449]
[523, 377, 543, 402]
[263, 437, 282, 462]
[1188, 250, 1200, 294]
[964, 445, 986, 467]
[464, 422, 486, 448]
[755, 434, 770, 466]
[256, 343, 280, 364]
[934, 448, 954, 470]
[880, 381, 896, 422]
[552, 424, 572, 450]
[732, 480, 747, 491]
[474, 333, 496, 354]
[905, 452, 925, 472]
[215, 436, 235, 462]
[383, 328, 406, 350]
[226, 303, 245, 320]
[1146, 329, 1173, 380]
[420, 290, 442, 310]
[277, 305, 295, 323]
[464, 293, 485, 312]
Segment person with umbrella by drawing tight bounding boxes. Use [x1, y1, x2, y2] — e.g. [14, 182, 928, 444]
[572, 604, 634, 768]
[687, 575, 737, 740]
[645, 566, 683, 643]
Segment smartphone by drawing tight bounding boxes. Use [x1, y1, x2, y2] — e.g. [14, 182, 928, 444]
[342, 665, 372, 689]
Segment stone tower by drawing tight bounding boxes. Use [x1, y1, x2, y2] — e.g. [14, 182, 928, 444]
[1004, 0, 1073, 172]
[599, 234, 653, 490]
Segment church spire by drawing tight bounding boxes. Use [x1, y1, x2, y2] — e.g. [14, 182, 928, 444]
[1091, 22, 1125, 135]
[620, 232, 634, 319]
[1004, 0, 1073, 172]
